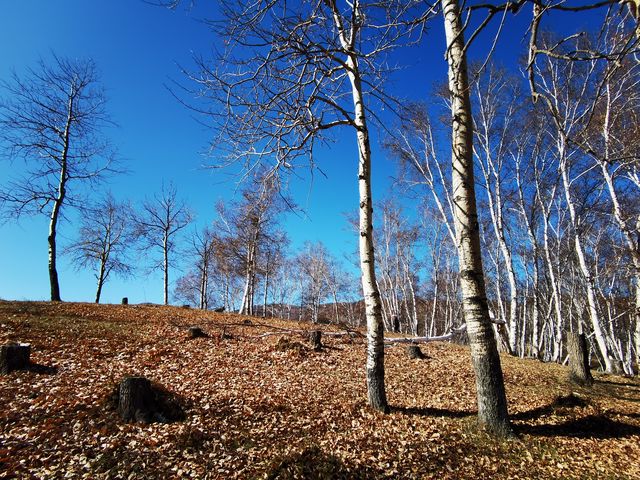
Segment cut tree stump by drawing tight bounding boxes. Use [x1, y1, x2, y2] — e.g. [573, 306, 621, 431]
[0, 343, 31, 374]
[392, 316, 400, 333]
[567, 332, 593, 386]
[406, 344, 428, 360]
[118, 376, 157, 423]
[121, 297, 128, 305]
[188, 327, 207, 339]
[309, 330, 322, 351]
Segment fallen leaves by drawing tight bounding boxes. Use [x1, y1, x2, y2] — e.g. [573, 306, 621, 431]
[1, 300, 640, 479]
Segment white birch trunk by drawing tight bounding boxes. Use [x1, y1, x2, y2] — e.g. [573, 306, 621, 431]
[326, 0, 388, 411]
[442, 0, 510, 435]
[558, 144, 613, 372]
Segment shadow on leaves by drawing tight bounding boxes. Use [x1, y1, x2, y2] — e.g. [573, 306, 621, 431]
[392, 405, 474, 419]
[512, 393, 589, 421]
[516, 415, 640, 439]
[27, 362, 58, 375]
[265, 446, 378, 480]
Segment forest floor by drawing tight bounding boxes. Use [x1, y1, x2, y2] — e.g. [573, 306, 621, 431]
[1, 301, 640, 479]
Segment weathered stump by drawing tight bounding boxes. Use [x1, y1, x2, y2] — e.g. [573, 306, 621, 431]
[567, 332, 593, 386]
[0, 343, 31, 374]
[121, 297, 128, 305]
[118, 376, 156, 423]
[611, 358, 625, 375]
[309, 330, 322, 351]
[188, 326, 207, 339]
[392, 316, 400, 333]
[406, 344, 427, 360]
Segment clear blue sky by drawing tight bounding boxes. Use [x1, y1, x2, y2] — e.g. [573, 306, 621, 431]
[0, 1, 595, 304]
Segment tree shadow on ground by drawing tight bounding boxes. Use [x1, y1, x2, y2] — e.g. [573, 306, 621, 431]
[515, 414, 640, 439]
[511, 393, 589, 421]
[27, 362, 58, 374]
[265, 446, 380, 479]
[391, 405, 475, 419]
[512, 393, 640, 439]
[593, 379, 640, 403]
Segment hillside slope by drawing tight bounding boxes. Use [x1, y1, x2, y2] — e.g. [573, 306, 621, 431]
[1, 301, 639, 479]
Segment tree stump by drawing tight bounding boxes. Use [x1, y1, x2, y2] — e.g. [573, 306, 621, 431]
[611, 358, 624, 375]
[567, 332, 593, 386]
[392, 315, 400, 333]
[309, 330, 322, 351]
[406, 344, 427, 360]
[188, 326, 207, 339]
[214, 306, 225, 313]
[118, 376, 156, 423]
[0, 343, 31, 374]
[121, 297, 128, 305]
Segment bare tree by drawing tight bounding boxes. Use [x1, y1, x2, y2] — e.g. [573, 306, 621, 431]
[296, 241, 332, 323]
[175, 225, 216, 309]
[185, 0, 426, 412]
[0, 55, 117, 301]
[67, 194, 134, 303]
[212, 174, 289, 316]
[135, 183, 193, 305]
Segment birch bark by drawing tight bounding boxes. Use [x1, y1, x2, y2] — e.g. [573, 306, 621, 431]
[442, 0, 510, 435]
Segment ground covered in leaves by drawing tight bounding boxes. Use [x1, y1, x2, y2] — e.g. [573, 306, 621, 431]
[1, 301, 640, 479]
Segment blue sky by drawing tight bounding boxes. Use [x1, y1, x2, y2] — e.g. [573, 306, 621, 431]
[0, 0, 414, 303]
[0, 1, 596, 304]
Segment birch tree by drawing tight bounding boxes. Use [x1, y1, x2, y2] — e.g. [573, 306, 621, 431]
[186, 0, 425, 412]
[473, 66, 521, 355]
[135, 183, 193, 305]
[67, 194, 134, 303]
[441, 0, 511, 435]
[0, 55, 117, 301]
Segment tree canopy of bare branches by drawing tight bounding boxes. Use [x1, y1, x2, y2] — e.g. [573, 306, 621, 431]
[0, 55, 118, 301]
[134, 183, 193, 305]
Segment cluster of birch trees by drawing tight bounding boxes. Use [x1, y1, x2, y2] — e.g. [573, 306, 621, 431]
[2, 0, 638, 437]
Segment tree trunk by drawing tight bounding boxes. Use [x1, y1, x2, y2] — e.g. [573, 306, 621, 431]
[348, 54, 388, 414]
[442, 0, 511, 435]
[567, 331, 593, 385]
[163, 232, 169, 305]
[558, 150, 613, 372]
[48, 91, 75, 302]
[323, 0, 388, 412]
[95, 256, 107, 304]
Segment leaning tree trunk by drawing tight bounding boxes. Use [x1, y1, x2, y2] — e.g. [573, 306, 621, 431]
[48, 92, 74, 303]
[442, 0, 511, 435]
[567, 331, 593, 386]
[558, 150, 614, 373]
[48, 206, 62, 302]
[95, 255, 107, 304]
